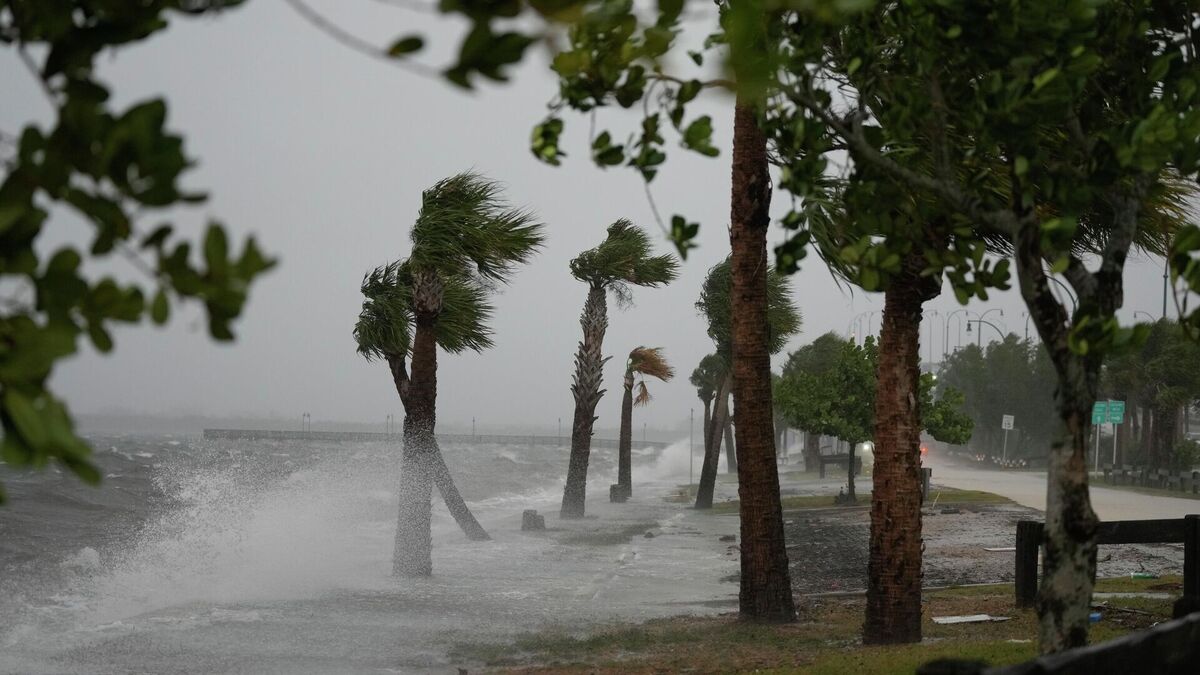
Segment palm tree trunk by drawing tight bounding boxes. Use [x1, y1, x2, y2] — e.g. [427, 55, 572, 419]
[561, 284, 608, 519]
[724, 408, 738, 473]
[865, 266, 931, 644]
[616, 371, 634, 500]
[729, 99, 794, 622]
[695, 374, 731, 509]
[428, 438, 490, 541]
[394, 311, 438, 576]
[701, 397, 713, 462]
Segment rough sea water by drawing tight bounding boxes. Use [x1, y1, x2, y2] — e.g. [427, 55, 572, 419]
[0, 436, 737, 674]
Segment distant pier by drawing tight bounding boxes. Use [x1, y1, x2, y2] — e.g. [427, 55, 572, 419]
[201, 428, 672, 450]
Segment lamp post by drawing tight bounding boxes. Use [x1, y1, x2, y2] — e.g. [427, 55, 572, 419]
[926, 310, 940, 364]
[866, 310, 879, 338]
[1046, 276, 1078, 313]
[946, 309, 970, 354]
[689, 408, 694, 486]
[969, 308, 1004, 347]
[967, 319, 1005, 345]
[1133, 310, 1155, 323]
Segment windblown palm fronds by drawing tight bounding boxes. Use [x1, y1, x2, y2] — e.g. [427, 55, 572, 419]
[697, 258, 802, 358]
[410, 172, 544, 285]
[570, 220, 679, 305]
[627, 346, 674, 407]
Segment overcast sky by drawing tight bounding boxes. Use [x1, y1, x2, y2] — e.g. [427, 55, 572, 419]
[1, 1, 1182, 435]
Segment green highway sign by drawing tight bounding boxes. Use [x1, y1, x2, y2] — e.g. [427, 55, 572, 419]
[1108, 400, 1126, 425]
[1091, 400, 1126, 425]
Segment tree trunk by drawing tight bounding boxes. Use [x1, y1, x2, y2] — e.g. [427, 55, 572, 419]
[729, 99, 794, 622]
[846, 440, 857, 502]
[428, 439, 490, 541]
[1014, 214, 1103, 654]
[695, 374, 731, 509]
[802, 432, 820, 473]
[701, 397, 713, 470]
[561, 284, 609, 519]
[865, 264, 933, 644]
[394, 306, 439, 576]
[616, 370, 634, 499]
[724, 408, 738, 473]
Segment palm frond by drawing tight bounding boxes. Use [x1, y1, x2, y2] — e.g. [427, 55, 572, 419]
[410, 172, 546, 285]
[690, 352, 727, 400]
[628, 346, 674, 382]
[696, 258, 803, 358]
[570, 219, 680, 291]
[634, 381, 652, 407]
[354, 260, 413, 361]
[354, 258, 495, 359]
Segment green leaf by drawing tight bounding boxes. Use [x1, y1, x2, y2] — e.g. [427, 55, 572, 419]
[150, 288, 170, 325]
[5, 390, 47, 449]
[1032, 67, 1060, 92]
[387, 35, 425, 57]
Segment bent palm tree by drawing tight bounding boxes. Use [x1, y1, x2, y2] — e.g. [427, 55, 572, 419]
[560, 220, 678, 519]
[613, 346, 674, 501]
[694, 258, 801, 510]
[355, 173, 544, 576]
[690, 353, 725, 473]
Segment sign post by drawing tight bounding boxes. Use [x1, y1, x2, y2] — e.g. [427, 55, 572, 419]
[1091, 401, 1108, 472]
[1108, 400, 1126, 465]
[1001, 414, 1014, 461]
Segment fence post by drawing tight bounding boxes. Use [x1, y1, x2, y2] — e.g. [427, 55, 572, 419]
[1015, 520, 1043, 608]
[1175, 514, 1200, 619]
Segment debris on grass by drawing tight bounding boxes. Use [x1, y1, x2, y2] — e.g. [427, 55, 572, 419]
[932, 614, 1012, 625]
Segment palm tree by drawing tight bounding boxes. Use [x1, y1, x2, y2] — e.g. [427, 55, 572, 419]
[560, 220, 679, 519]
[693, 258, 801, 510]
[690, 353, 726, 481]
[612, 346, 674, 501]
[354, 173, 544, 576]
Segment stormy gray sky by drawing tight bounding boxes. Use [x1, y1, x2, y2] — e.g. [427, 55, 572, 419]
[3, 1, 1182, 435]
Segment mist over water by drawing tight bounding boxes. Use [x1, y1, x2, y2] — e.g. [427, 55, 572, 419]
[1, 435, 733, 674]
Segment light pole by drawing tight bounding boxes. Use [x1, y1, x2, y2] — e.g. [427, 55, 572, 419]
[967, 319, 1005, 345]
[1163, 256, 1169, 318]
[689, 408, 694, 486]
[946, 309, 970, 354]
[1133, 310, 1155, 323]
[1046, 276, 1078, 313]
[926, 310, 940, 364]
[866, 310, 879, 338]
[969, 308, 1004, 347]
[557, 417, 562, 446]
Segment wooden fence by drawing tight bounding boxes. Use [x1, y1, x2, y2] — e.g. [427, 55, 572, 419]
[1014, 514, 1199, 620]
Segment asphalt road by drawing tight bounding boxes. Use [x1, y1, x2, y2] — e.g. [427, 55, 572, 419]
[926, 454, 1200, 521]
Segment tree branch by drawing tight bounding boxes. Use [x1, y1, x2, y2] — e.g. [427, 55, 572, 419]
[282, 0, 442, 80]
[784, 83, 1023, 239]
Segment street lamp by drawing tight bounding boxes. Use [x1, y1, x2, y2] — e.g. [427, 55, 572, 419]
[926, 310, 940, 364]
[946, 309, 971, 353]
[968, 319, 1005, 345]
[1046, 276, 1078, 313]
[967, 308, 1004, 347]
[1133, 310, 1155, 323]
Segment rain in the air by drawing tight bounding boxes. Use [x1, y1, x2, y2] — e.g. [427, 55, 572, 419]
[3, 2, 1200, 674]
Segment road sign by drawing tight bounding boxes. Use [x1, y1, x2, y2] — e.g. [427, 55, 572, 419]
[1108, 400, 1126, 425]
[1001, 414, 1014, 430]
[1091, 401, 1108, 425]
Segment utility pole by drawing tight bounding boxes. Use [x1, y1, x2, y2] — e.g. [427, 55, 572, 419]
[557, 417, 562, 446]
[472, 416, 475, 440]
